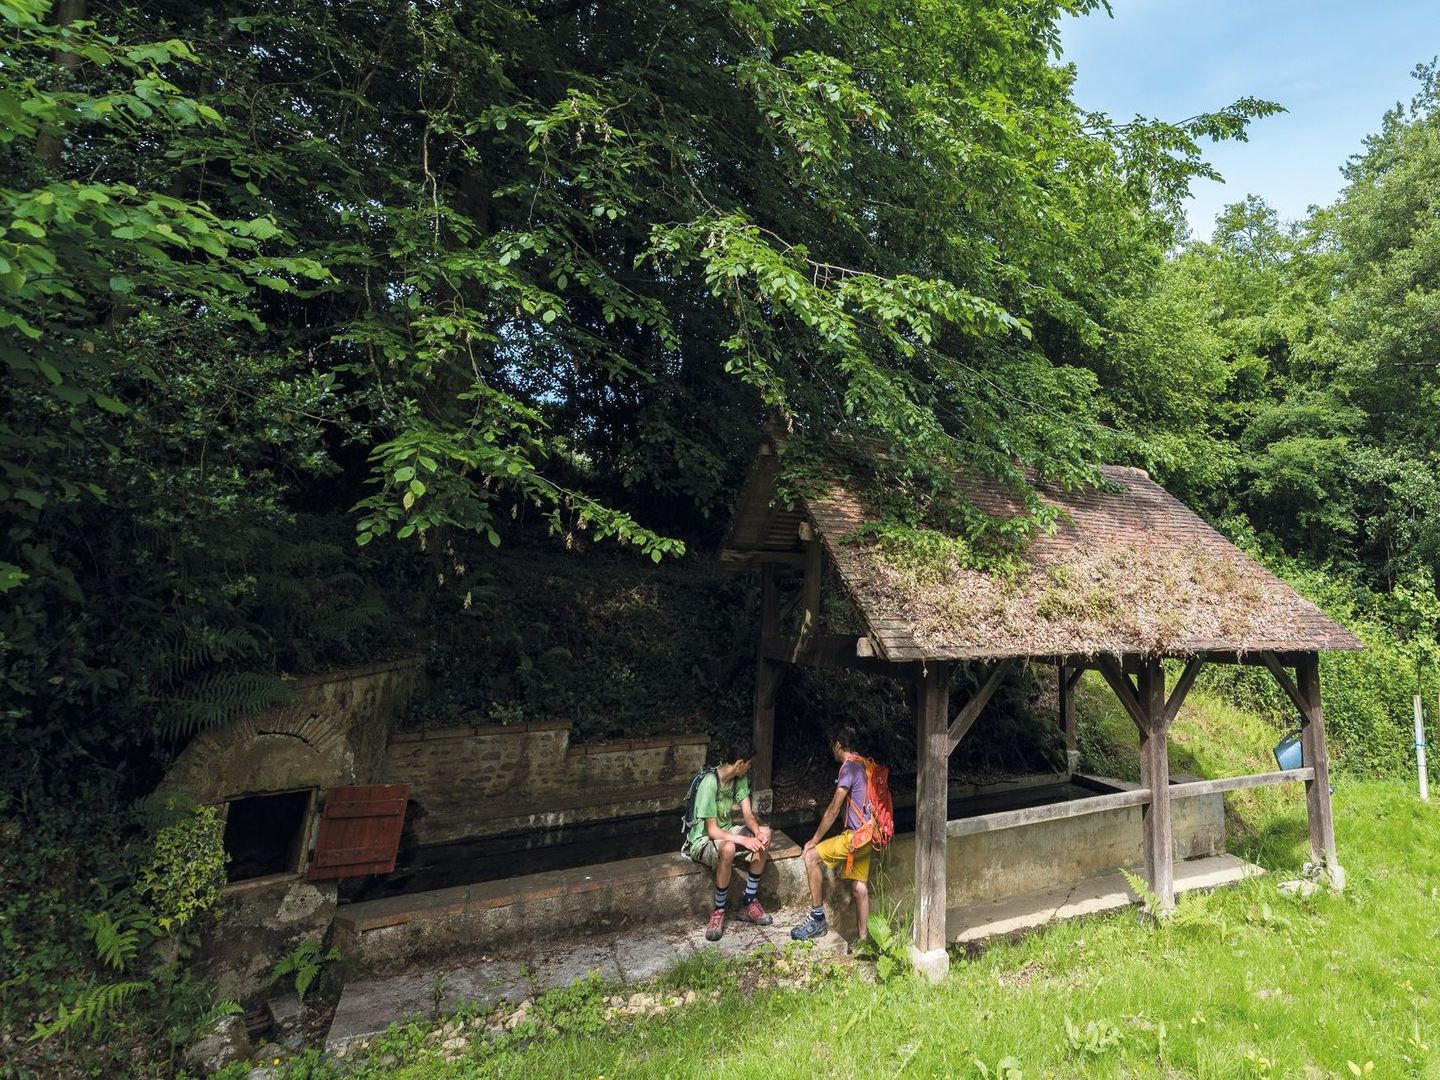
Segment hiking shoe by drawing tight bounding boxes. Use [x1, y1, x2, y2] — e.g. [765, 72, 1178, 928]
[743, 900, 773, 926]
[790, 913, 827, 941]
[705, 908, 726, 941]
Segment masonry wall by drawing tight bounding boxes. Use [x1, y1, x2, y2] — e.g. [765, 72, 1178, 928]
[159, 656, 423, 1003]
[383, 724, 710, 844]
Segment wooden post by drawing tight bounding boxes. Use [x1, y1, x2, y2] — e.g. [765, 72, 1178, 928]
[1295, 652, 1340, 880]
[1058, 663, 1078, 774]
[912, 662, 952, 978]
[751, 564, 781, 812]
[1136, 659, 1174, 910]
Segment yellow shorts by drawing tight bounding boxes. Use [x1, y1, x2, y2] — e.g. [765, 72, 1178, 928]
[816, 830, 871, 882]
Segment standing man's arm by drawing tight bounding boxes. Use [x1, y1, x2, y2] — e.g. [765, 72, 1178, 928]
[803, 785, 851, 853]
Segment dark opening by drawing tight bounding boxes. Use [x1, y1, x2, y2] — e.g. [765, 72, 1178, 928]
[223, 790, 311, 882]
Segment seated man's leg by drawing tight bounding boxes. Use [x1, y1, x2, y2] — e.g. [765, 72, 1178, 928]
[728, 826, 771, 925]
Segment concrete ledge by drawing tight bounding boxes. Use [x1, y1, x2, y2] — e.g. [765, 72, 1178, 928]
[947, 853, 1264, 944]
[335, 832, 809, 975]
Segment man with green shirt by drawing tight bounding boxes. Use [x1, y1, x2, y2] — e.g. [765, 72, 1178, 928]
[682, 737, 774, 940]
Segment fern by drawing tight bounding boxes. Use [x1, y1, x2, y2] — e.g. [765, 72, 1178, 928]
[148, 625, 263, 686]
[31, 981, 149, 1041]
[155, 672, 294, 740]
[271, 938, 339, 1001]
[86, 911, 145, 972]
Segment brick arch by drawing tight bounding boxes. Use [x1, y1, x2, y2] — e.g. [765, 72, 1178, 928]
[159, 658, 421, 805]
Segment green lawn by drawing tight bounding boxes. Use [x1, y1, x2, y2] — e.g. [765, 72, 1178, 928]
[263, 689, 1440, 1080]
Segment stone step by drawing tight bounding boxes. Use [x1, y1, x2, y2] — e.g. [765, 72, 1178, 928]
[946, 853, 1264, 944]
[325, 912, 847, 1051]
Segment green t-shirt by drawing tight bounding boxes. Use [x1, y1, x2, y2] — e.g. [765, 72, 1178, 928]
[686, 771, 749, 850]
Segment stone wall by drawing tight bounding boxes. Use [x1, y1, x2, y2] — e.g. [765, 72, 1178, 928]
[383, 724, 710, 844]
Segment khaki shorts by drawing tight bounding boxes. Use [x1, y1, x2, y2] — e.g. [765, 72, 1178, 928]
[686, 825, 757, 871]
[816, 830, 871, 882]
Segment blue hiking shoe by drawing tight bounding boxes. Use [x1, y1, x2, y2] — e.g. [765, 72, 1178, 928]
[790, 913, 827, 941]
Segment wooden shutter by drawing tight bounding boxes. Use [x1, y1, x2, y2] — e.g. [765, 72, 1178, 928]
[307, 784, 410, 881]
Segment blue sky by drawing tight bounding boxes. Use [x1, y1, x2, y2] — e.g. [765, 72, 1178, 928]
[1061, 0, 1439, 240]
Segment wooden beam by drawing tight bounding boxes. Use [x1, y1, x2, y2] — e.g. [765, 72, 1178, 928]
[947, 659, 1013, 754]
[751, 564, 781, 804]
[1065, 665, 1086, 693]
[800, 538, 822, 641]
[1137, 659, 1174, 910]
[1169, 769, 1314, 800]
[1295, 653, 1340, 874]
[759, 634, 907, 678]
[718, 550, 807, 571]
[1160, 657, 1205, 727]
[1096, 655, 1146, 731]
[913, 662, 952, 955]
[947, 787, 1152, 836]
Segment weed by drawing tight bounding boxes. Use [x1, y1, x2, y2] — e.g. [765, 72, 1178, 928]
[1063, 1014, 1123, 1058]
[852, 912, 910, 982]
[429, 973, 448, 1018]
[971, 1054, 1024, 1079]
[270, 938, 339, 1002]
[534, 970, 612, 1036]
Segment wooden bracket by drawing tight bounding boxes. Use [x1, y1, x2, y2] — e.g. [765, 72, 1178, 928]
[1159, 657, 1204, 727]
[1096, 655, 1147, 731]
[947, 659, 1013, 754]
[1259, 651, 1307, 718]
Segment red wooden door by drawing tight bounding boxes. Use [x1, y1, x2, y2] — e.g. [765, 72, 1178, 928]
[307, 784, 410, 880]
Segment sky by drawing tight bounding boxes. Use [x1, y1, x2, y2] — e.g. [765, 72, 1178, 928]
[1061, 0, 1439, 240]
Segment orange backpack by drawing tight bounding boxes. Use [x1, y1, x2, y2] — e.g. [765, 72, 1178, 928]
[842, 753, 895, 872]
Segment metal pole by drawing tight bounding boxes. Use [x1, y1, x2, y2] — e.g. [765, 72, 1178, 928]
[1414, 694, 1429, 803]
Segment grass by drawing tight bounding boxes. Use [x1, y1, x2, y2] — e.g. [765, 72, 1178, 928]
[264, 687, 1440, 1080]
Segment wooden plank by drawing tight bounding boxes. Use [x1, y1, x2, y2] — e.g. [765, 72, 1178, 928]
[1295, 653, 1339, 870]
[947, 659, 1012, 753]
[1137, 660, 1174, 910]
[913, 663, 951, 954]
[1160, 657, 1204, 726]
[947, 787, 1152, 835]
[1169, 769, 1314, 800]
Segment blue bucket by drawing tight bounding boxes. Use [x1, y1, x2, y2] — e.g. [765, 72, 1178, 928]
[1273, 731, 1304, 771]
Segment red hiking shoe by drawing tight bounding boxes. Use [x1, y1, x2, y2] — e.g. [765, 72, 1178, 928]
[743, 900, 773, 926]
[704, 908, 725, 941]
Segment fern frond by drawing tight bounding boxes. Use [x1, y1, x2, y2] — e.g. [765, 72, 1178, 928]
[86, 911, 142, 972]
[148, 625, 264, 686]
[155, 672, 293, 740]
[31, 981, 149, 1041]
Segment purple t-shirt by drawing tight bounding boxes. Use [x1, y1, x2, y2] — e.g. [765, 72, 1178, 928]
[837, 758, 869, 831]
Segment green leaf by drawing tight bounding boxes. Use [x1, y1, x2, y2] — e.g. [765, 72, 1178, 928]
[108, 275, 135, 294]
[93, 395, 129, 415]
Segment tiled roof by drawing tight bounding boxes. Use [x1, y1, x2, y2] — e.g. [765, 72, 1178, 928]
[726, 454, 1364, 661]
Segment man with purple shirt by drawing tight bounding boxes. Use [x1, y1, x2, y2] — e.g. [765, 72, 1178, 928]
[791, 725, 872, 942]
